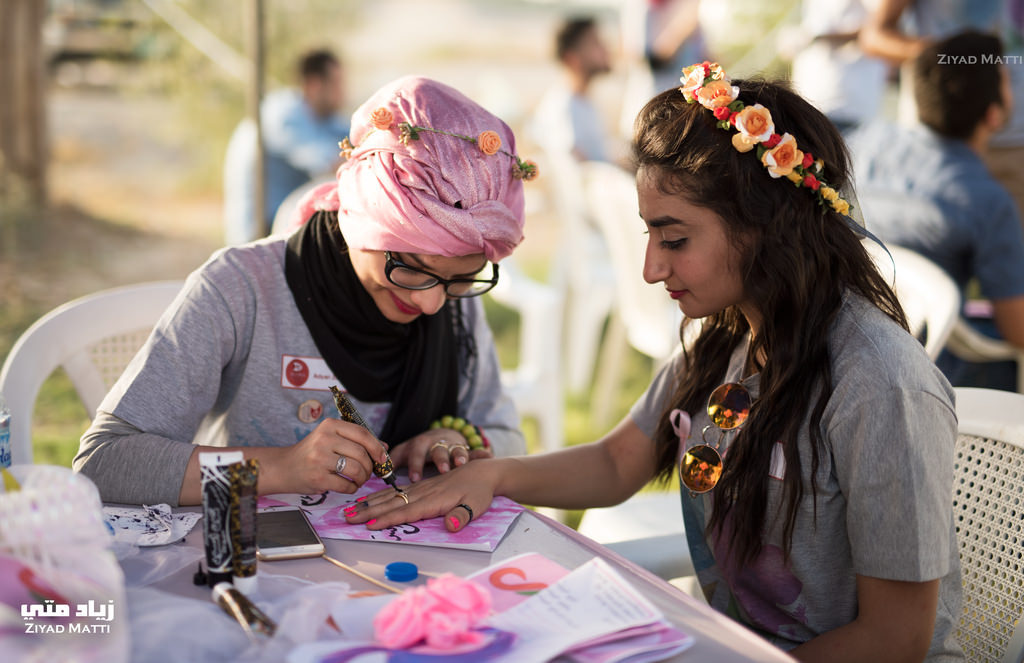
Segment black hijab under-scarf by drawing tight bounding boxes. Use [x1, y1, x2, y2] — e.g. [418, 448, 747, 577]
[284, 210, 458, 445]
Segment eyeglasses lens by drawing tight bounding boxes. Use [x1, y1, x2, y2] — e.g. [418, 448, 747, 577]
[679, 444, 723, 494]
[707, 382, 752, 430]
[678, 382, 753, 495]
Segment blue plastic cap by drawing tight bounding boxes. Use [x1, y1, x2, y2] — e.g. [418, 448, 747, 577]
[385, 561, 419, 582]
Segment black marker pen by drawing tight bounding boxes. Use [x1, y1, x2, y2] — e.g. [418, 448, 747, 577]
[329, 385, 404, 493]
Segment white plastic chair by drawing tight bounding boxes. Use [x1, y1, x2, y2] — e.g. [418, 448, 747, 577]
[581, 160, 684, 425]
[582, 160, 683, 363]
[487, 257, 565, 453]
[0, 281, 184, 464]
[269, 174, 334, 237]
[946, 321, 1024, 394]
[952, 387, 1024, 663]
[535, 147, 617, 395]
[862, 241, 961, 360]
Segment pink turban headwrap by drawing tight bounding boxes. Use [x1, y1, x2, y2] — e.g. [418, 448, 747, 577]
[285, 75, 526, 262]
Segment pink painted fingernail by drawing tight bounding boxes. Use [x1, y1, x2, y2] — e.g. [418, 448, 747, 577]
[410, 472, 420, 482]
[449, 516, 459, 529]
[344, 507, 356, 516]
[367, 519, 377, 526]
[356, 496, 367, 502]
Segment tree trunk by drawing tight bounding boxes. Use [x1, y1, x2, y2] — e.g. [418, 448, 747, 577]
[0, 0, 48, 207]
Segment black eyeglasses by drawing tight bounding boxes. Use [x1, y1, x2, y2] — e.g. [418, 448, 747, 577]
[678, 382, 754, 496]
[384, 251, 499, 298]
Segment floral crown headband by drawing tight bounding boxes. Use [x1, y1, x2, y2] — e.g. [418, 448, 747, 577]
[679, 61, 851, 217]
[339, 106, 539, 181]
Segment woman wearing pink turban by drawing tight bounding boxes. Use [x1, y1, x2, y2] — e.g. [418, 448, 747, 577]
[75, 76, 534, 506]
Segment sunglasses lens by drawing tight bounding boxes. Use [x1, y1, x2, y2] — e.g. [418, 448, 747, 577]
[679, 444, 723, 494]
[707, 382, 752, 430]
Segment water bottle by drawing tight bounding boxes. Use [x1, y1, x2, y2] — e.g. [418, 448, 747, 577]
[0, 393, 10, 468]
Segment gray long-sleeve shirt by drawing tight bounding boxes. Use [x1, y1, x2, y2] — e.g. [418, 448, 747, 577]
[74, 237, 524, 505]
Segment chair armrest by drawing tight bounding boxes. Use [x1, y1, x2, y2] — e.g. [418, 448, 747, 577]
[946, 319, 1023, 363]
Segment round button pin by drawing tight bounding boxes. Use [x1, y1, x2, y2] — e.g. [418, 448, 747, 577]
[385, 561, 419, 582]
[297, 399, 324, 424]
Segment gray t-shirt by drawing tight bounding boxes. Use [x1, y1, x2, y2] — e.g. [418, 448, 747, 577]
[630, 294, 963, 660]
[74, 237, 524, 505]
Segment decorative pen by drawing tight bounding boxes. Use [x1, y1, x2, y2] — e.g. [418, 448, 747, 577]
[329, 385, 403, 493]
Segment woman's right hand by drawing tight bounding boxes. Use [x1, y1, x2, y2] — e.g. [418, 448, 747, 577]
[267, 418, 390, 495]
[344, 458, 503, 532]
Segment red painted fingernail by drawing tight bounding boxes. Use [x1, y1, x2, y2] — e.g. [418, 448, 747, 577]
[367, 519, 377, 526]
[344, 507, 356, 516]
[449, 516, 459, 529]
[356, 496, 367, 502]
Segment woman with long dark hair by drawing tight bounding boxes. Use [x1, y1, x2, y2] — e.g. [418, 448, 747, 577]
[352, 64, 963, 660]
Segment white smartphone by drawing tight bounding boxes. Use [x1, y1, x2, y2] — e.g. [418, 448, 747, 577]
[256, 506, 326, 561]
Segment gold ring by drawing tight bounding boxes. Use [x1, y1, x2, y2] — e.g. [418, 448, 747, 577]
[429, 440, 450, 454]
[449, 444, 469, 453]
[397, 492, 410, 504]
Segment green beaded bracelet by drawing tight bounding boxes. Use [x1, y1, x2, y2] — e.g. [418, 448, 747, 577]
[429, 415, 489, 450]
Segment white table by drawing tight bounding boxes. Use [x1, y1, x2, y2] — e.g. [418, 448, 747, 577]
[144, 504, 794, 662]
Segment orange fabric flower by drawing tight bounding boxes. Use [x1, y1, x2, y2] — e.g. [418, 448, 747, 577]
[514, 159, 539, 180]
[477, 130, 502, 155]
[762, 133, 804, 179]
[696, 80, 739, 110]
[679, 64, 707, 102]
[734, 105, 774, 143]
[370, 107, 393, 130]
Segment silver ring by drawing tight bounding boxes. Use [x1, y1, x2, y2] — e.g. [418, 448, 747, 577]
[334, 455, 348, 476]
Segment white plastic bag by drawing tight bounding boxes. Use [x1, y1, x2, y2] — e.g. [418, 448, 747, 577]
[0, 465, 128, 663]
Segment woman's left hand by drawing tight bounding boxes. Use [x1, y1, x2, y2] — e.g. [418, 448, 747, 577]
[388, 428, 493, 482]
[345, 459, 501, 532]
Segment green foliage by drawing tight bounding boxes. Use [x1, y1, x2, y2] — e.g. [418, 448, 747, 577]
[29, 370, 90, 467]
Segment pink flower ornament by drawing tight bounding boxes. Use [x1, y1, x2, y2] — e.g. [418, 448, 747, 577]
[373, 574, 492, 650]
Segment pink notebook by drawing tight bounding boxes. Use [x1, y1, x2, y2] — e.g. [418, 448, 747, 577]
[259, 477, 524, 552]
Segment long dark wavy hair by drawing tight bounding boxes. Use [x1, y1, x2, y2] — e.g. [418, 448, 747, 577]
[637, 79, 908, 566]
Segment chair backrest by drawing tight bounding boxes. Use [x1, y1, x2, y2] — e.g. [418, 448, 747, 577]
[952, 387, 1024, 663]
[486, 257, 565, 452]
[863, 241, 961, 360]
[0, 281, 184, 465]
[581, 160, 683, 362]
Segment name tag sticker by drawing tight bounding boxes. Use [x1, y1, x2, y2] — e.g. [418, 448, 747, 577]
[281, 355, 338, 391]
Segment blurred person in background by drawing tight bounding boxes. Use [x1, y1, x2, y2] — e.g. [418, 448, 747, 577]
[531, 16, 616, 164]
[851, 30, 1024, 391]
[223, 48, 349, 246]
[859, 0, 1024, 231]
[788, 0, 889, 137]
[632, 0, 708, 93]
[619, 0, 708, 143]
